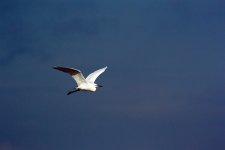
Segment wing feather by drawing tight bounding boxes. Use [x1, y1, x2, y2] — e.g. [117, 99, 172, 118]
[53, 66, 86, 86]
[86, 66, 107, 83]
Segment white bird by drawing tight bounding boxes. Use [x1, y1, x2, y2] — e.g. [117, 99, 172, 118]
[53, 66, 107, 95]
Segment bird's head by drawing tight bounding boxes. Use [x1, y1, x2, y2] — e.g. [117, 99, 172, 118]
[94, 84, 103, 88]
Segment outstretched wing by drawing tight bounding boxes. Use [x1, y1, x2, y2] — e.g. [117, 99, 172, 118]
[53, 66, 86, 86]
[86, 66, 107, 83]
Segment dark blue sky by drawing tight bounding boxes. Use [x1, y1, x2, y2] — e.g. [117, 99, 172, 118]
[1, 0, 225, 150]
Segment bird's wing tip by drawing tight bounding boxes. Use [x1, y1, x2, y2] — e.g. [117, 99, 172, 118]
[53, 66, 61, 69]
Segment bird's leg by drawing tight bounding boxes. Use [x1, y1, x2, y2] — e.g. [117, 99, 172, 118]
[67, 88, 80, 95]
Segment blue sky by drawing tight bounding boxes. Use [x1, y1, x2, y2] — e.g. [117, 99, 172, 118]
[1, 0, 225, 150]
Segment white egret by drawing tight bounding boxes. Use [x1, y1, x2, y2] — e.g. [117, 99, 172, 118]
[53, 66, 107, 95]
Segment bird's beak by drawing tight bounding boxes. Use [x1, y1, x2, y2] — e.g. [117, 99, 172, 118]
[98, 84, 103, 87]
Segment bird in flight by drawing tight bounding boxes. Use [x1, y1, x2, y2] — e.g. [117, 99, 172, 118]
[53, 66, 107, 95]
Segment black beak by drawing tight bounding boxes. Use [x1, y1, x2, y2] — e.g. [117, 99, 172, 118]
[98, 84, 103, 87]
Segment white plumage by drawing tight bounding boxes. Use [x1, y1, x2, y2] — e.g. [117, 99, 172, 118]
[53, 66, 107, 95]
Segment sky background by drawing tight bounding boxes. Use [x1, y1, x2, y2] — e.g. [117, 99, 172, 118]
[1, 0, 225, 150]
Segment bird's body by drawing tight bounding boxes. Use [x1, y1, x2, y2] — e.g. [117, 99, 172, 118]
[53, 66, 107, 95]
[78, 82, 97, 92]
